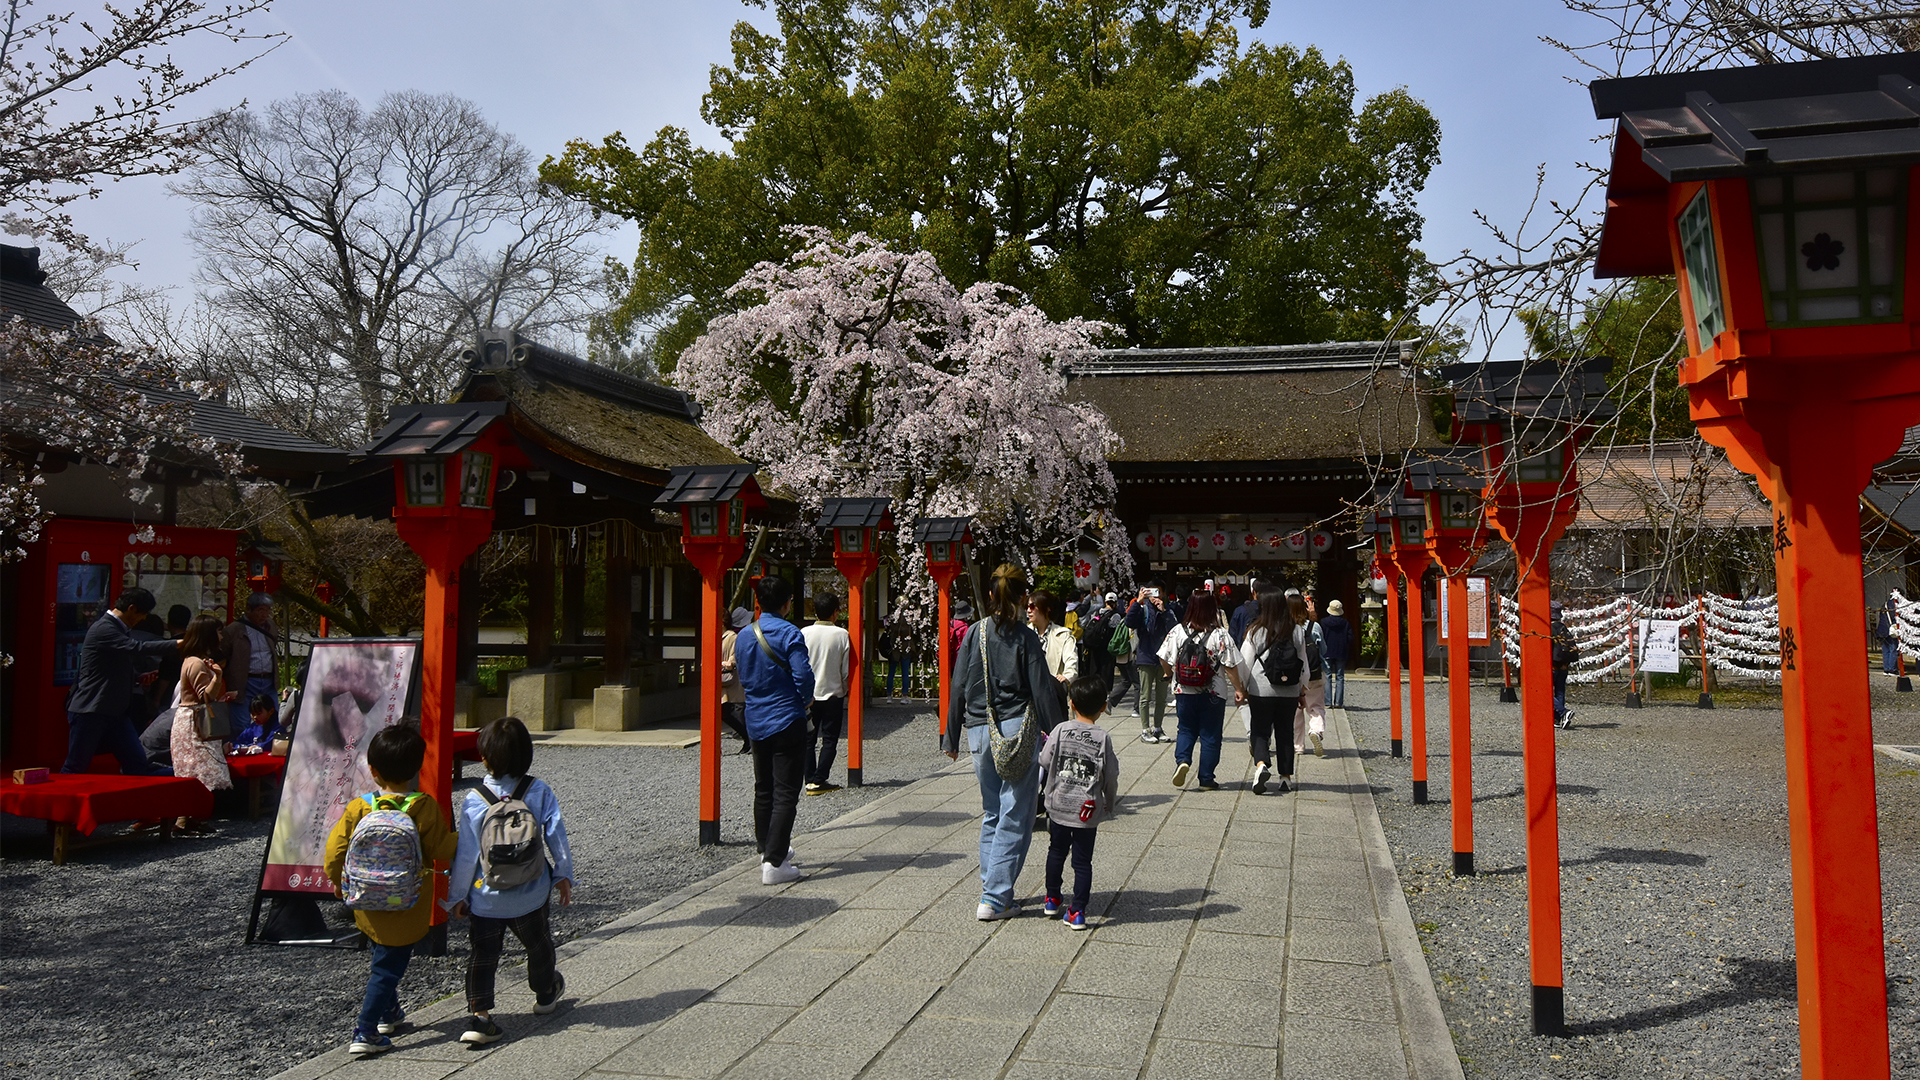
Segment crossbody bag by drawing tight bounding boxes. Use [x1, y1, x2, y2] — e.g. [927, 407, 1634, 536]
[978, 618, 1039, 782]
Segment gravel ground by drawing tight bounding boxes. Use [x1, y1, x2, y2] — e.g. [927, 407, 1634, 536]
[0, 703, 951, 1080]
[1354, 673, 1920, 1078]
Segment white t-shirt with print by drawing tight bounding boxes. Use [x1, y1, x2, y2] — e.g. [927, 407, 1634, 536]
[1156, 623, 1242, 699]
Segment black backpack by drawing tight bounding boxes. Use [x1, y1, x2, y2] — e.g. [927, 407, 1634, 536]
[1172, 628, 1216, 688]
[1259, 628, 1304, 690]
[1305, 628, 1324, 681]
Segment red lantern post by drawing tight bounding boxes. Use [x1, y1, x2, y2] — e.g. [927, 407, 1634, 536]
[1380, 486, 1433, 803]
[655, 465, 760, 845]
[1591, 55, 1920, 1076]
[362, 403, 513, 939]
[819, 499, 893, 787]
[1412, 450, 1492, 876]
[1450, 359, 1614, 1036]
[913, 517, 974, 736]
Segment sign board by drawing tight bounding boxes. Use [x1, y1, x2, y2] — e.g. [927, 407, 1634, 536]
[1438, 577, 1492, 644]
[1639, 618, 1683, 673]
[260, 639, 421, 895]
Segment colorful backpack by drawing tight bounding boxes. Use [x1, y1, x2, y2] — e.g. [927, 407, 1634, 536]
[341, 793, 425, 911]
[473, 776, 547, 890]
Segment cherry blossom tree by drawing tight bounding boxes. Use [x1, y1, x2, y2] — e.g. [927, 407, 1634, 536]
[676, 229, 1130, 638]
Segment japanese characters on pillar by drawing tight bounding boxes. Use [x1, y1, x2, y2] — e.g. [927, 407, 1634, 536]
[361, 402, 516, 936]
[1590, 52, 1920, 1080]
[1410, 449, 1492, 878]
[1447, 358, 1614, 1037]
[654, 464, 762, 846]
[912, 516, 974, 737]
[817, 498, 894, 788]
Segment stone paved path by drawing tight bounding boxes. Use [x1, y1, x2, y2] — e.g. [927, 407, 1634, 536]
[272, 706, 1461, 1080]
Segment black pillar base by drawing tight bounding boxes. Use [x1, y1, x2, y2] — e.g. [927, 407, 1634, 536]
[1624, 691, 1642, 709]
[1499, 687, 1519, 703]
[1899, 676, 1913, 693]
[1390, 738, 1403, 758]
[1698, 692, 1715, 709]
[848, 767, 862, 788]
[1532, 985, 1565, 1036]
[1412, 780, 1427, 804]
[1453, 851, 1474, 877]
[699, 819, 720, 846]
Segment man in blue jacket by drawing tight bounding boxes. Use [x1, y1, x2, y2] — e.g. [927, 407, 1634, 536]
[1125, 583, 1178, 743]
[735, 575, 815, 885]
[62, 587, 182, 774]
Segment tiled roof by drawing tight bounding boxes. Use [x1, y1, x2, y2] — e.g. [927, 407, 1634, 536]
[817, 498, 891, 529]
[1572, 444, 1770, 529]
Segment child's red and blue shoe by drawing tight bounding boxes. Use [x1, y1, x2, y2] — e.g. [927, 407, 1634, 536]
[1064, 908, 1087, 931]
[1041, 895, 1062, 917]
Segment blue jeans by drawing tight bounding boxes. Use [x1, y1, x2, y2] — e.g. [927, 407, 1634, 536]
[885, 657, 913, 694]
[1885, 640, 1898, 674]
[807, 696, 845, 785]
[62, 710, 171, 775]
[1325, 658, 1347, 707]
[357, 940, 413, 1035]
[1552, 668, 1568, 720]
[1173, 693, 1227, 785]
[967, 717, 1040, 911]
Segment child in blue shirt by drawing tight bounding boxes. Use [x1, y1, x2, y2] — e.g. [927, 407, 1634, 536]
[444, 716, 574, 1046]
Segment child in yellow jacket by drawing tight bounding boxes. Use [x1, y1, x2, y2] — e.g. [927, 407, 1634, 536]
[323, 724, 458, 1057]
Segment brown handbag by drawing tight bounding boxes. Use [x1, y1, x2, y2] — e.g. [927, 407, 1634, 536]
[188, 663, 231, 740]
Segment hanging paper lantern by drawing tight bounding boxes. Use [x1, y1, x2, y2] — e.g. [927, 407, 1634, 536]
[1136, 531, 1156, 553]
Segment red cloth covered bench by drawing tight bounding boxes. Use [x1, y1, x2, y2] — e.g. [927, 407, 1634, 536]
[1, 774, 214, 864]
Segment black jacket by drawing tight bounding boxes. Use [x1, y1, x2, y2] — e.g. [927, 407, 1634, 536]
[66, 612, 180, 716]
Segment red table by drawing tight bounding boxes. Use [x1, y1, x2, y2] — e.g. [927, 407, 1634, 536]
[1, 774, 214, 864]
[226, 753, 287, 820]
[452, 729, 480, 763]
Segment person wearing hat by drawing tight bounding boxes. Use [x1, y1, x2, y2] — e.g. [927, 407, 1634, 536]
[719, 607, 753, 753]
[1319, 599, 1351, 708]
[1549, 600, 1576, 729]
[222, 592, 280, 735]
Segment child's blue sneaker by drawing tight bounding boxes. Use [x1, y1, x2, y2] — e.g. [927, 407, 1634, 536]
[377, 1004, 406, 1035]
[1041, 895, 1062, 917]
[348, 1030, 392, 1056]
[1064, 908, 1087, 931]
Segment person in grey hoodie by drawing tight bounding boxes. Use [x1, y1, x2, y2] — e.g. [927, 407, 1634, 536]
[1036, 674, 1122, 929]
[942, 563, 1066, 920]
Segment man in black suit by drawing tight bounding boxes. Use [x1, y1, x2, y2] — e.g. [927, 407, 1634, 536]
[60, 587, 183, 775]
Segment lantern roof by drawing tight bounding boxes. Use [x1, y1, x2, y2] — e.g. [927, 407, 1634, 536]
[1364, 481, 1425, 521]
[654, 464, 765, 507]
[816, 497, 894, 530]
[360, 403, 507, 457]
[1406, 448, 1485, 493]
[912, 515, 974, 543]
[1593, 51, 1920, 276]
[1444, 359, 1617, 426]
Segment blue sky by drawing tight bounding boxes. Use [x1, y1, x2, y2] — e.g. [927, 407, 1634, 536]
[55, 0, 1613, 348]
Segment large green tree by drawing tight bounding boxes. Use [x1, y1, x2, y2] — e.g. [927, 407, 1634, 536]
[541, 0, 1441, 369]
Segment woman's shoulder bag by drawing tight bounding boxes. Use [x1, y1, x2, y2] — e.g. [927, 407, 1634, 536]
[187, 660, 231, 740]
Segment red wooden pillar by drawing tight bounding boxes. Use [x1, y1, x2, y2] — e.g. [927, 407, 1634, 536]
[1444, 570, 1475, 875]
[685, 543, 743, 844]
[1385, 569, 1404, 758]
[1394, 550, 1433, 803]
[834, 552, 880, 786]
[931, 564, 963, 736]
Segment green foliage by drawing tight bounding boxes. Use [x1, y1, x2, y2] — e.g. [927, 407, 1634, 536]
[540, 0, 1440, 369]
[1521, 277, 1692, 445]
[1033, 564, 1077, 599]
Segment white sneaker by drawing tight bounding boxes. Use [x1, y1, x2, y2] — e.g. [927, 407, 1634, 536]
[976, 901, 1021, 921]
[762, 859, 803, 885]
[1172, 761, 1191, 788]
[1310, 732, 1325, 758]
[1253, 762, 1271, 795]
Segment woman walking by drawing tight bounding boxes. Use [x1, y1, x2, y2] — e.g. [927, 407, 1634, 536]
[1156, 589, 1246, 790]
[942, 564, 1066, 920]
[1029, 588, 1078, 713]
[1291, 594, 1328, 758]
[1241, 592, 1305, 793]
[171, 613, 236, 834]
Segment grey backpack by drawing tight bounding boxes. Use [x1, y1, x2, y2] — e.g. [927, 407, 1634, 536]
[473, 776, 546, 890]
